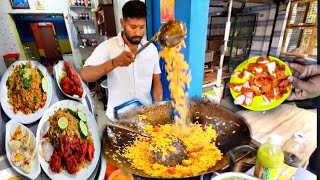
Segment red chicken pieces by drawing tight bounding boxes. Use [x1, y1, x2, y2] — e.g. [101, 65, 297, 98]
[87, 141, 95, 162]
[50, 151, 62, 173]
[228, 56, 291, 106]
[60, 61, 83, 97]
[49, 135, 94, 174]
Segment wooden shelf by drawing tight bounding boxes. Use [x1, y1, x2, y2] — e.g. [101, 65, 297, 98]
[207, 34, 253, 40]
[287, 23, 317, 28]
[207, 36, 224, 40]
[216, 0, 273, 4]
[203, 71, 230, 85]
[204, 68, 214, 73]
[234, 35, 254, 38]
[73, 19, 94, 22]
[224, 54, 247, 59]
[70, 6, 92, 9]
[78, 33, 97, 35]
[78, 45, 98, 49]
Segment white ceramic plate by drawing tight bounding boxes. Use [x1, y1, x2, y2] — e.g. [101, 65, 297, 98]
[5, 120, 41, 180]
[97, 154, 106, 180]
[36, 100, 101, 180]
[0, 60, 53, 124]
[0, 167, 22, 180]
[53, 61, 86, 101]
[211, 172, 260, 180]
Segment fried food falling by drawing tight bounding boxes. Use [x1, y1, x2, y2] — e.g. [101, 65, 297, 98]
[159, 41, 191, 125]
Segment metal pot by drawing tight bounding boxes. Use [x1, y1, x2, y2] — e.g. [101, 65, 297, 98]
[102, 100, 254, 179]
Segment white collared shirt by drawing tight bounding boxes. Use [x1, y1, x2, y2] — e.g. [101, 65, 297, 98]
[84, 32, 161, 121]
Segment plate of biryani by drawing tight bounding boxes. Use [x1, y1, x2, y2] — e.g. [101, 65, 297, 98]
[53, 61, 86, 101]
[228, 55, 292, 111]
[5, 120, 41, 179]
[0, 60, 53, 124]
[36, 100, 100, 180]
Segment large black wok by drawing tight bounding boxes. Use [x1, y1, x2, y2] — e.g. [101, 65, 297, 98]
[102, 100, 253, 179]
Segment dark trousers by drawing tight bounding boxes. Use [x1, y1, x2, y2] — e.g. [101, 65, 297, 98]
[307, 148, 317, 175]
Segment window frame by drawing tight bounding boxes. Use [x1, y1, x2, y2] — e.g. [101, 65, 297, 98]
[280, 0, 317, 58]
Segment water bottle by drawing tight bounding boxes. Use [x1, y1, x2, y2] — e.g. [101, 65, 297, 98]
[279, 132, 306, 179]
[23, 46, 35, 60]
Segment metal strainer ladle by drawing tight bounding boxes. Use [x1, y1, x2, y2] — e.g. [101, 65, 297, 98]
[135, 20, 187, 55]
[106, 122, 188, 166]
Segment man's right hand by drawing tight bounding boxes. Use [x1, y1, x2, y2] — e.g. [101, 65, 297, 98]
[287, 63, 320, 100]
[113, 51, 135, 67]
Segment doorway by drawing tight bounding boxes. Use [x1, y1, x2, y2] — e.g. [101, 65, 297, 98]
[30, 22, 62, 65]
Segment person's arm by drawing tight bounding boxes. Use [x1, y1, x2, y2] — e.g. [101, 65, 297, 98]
[80, 51, 135, 83]
[150, 45, 162, 101]
[152, 74, 163, 101]
[290, 63, 320, 79]
[287, 64, 320, 100]
[79, 60, 115, 83]
[293, 54, 309, 65]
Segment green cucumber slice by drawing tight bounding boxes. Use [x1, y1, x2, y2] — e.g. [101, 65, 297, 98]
[79, 121, 88, 139]
[78, 111, 87, 122]
[37, 69, 44, 78]
[67, 108, 77, 118]
[58, 117, 68, 130]
[41, 78, 48, 93]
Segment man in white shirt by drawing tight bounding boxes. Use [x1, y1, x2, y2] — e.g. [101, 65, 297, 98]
[80, 0, 163, 121]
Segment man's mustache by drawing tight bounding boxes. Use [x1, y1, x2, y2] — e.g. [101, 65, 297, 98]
[132, 36, 142, 39]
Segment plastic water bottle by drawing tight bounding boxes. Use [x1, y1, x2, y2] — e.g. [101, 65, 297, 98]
[283, 132, 306, 167]
[23, 46, 35, 60]
[278, 132, 306, 179]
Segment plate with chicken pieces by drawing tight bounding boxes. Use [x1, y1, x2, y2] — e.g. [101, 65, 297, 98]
[54, 61, 86, 101]
[36, 100, 100, 180]
[228, 55, 292, 111]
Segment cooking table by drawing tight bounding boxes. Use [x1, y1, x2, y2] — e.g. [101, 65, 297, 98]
[236, 102, 317, 165]
[0, 73, 104, 179]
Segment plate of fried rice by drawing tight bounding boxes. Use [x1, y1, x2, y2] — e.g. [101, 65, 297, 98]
[36, 100, 101, 180]
[0, 61, 53, 124]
